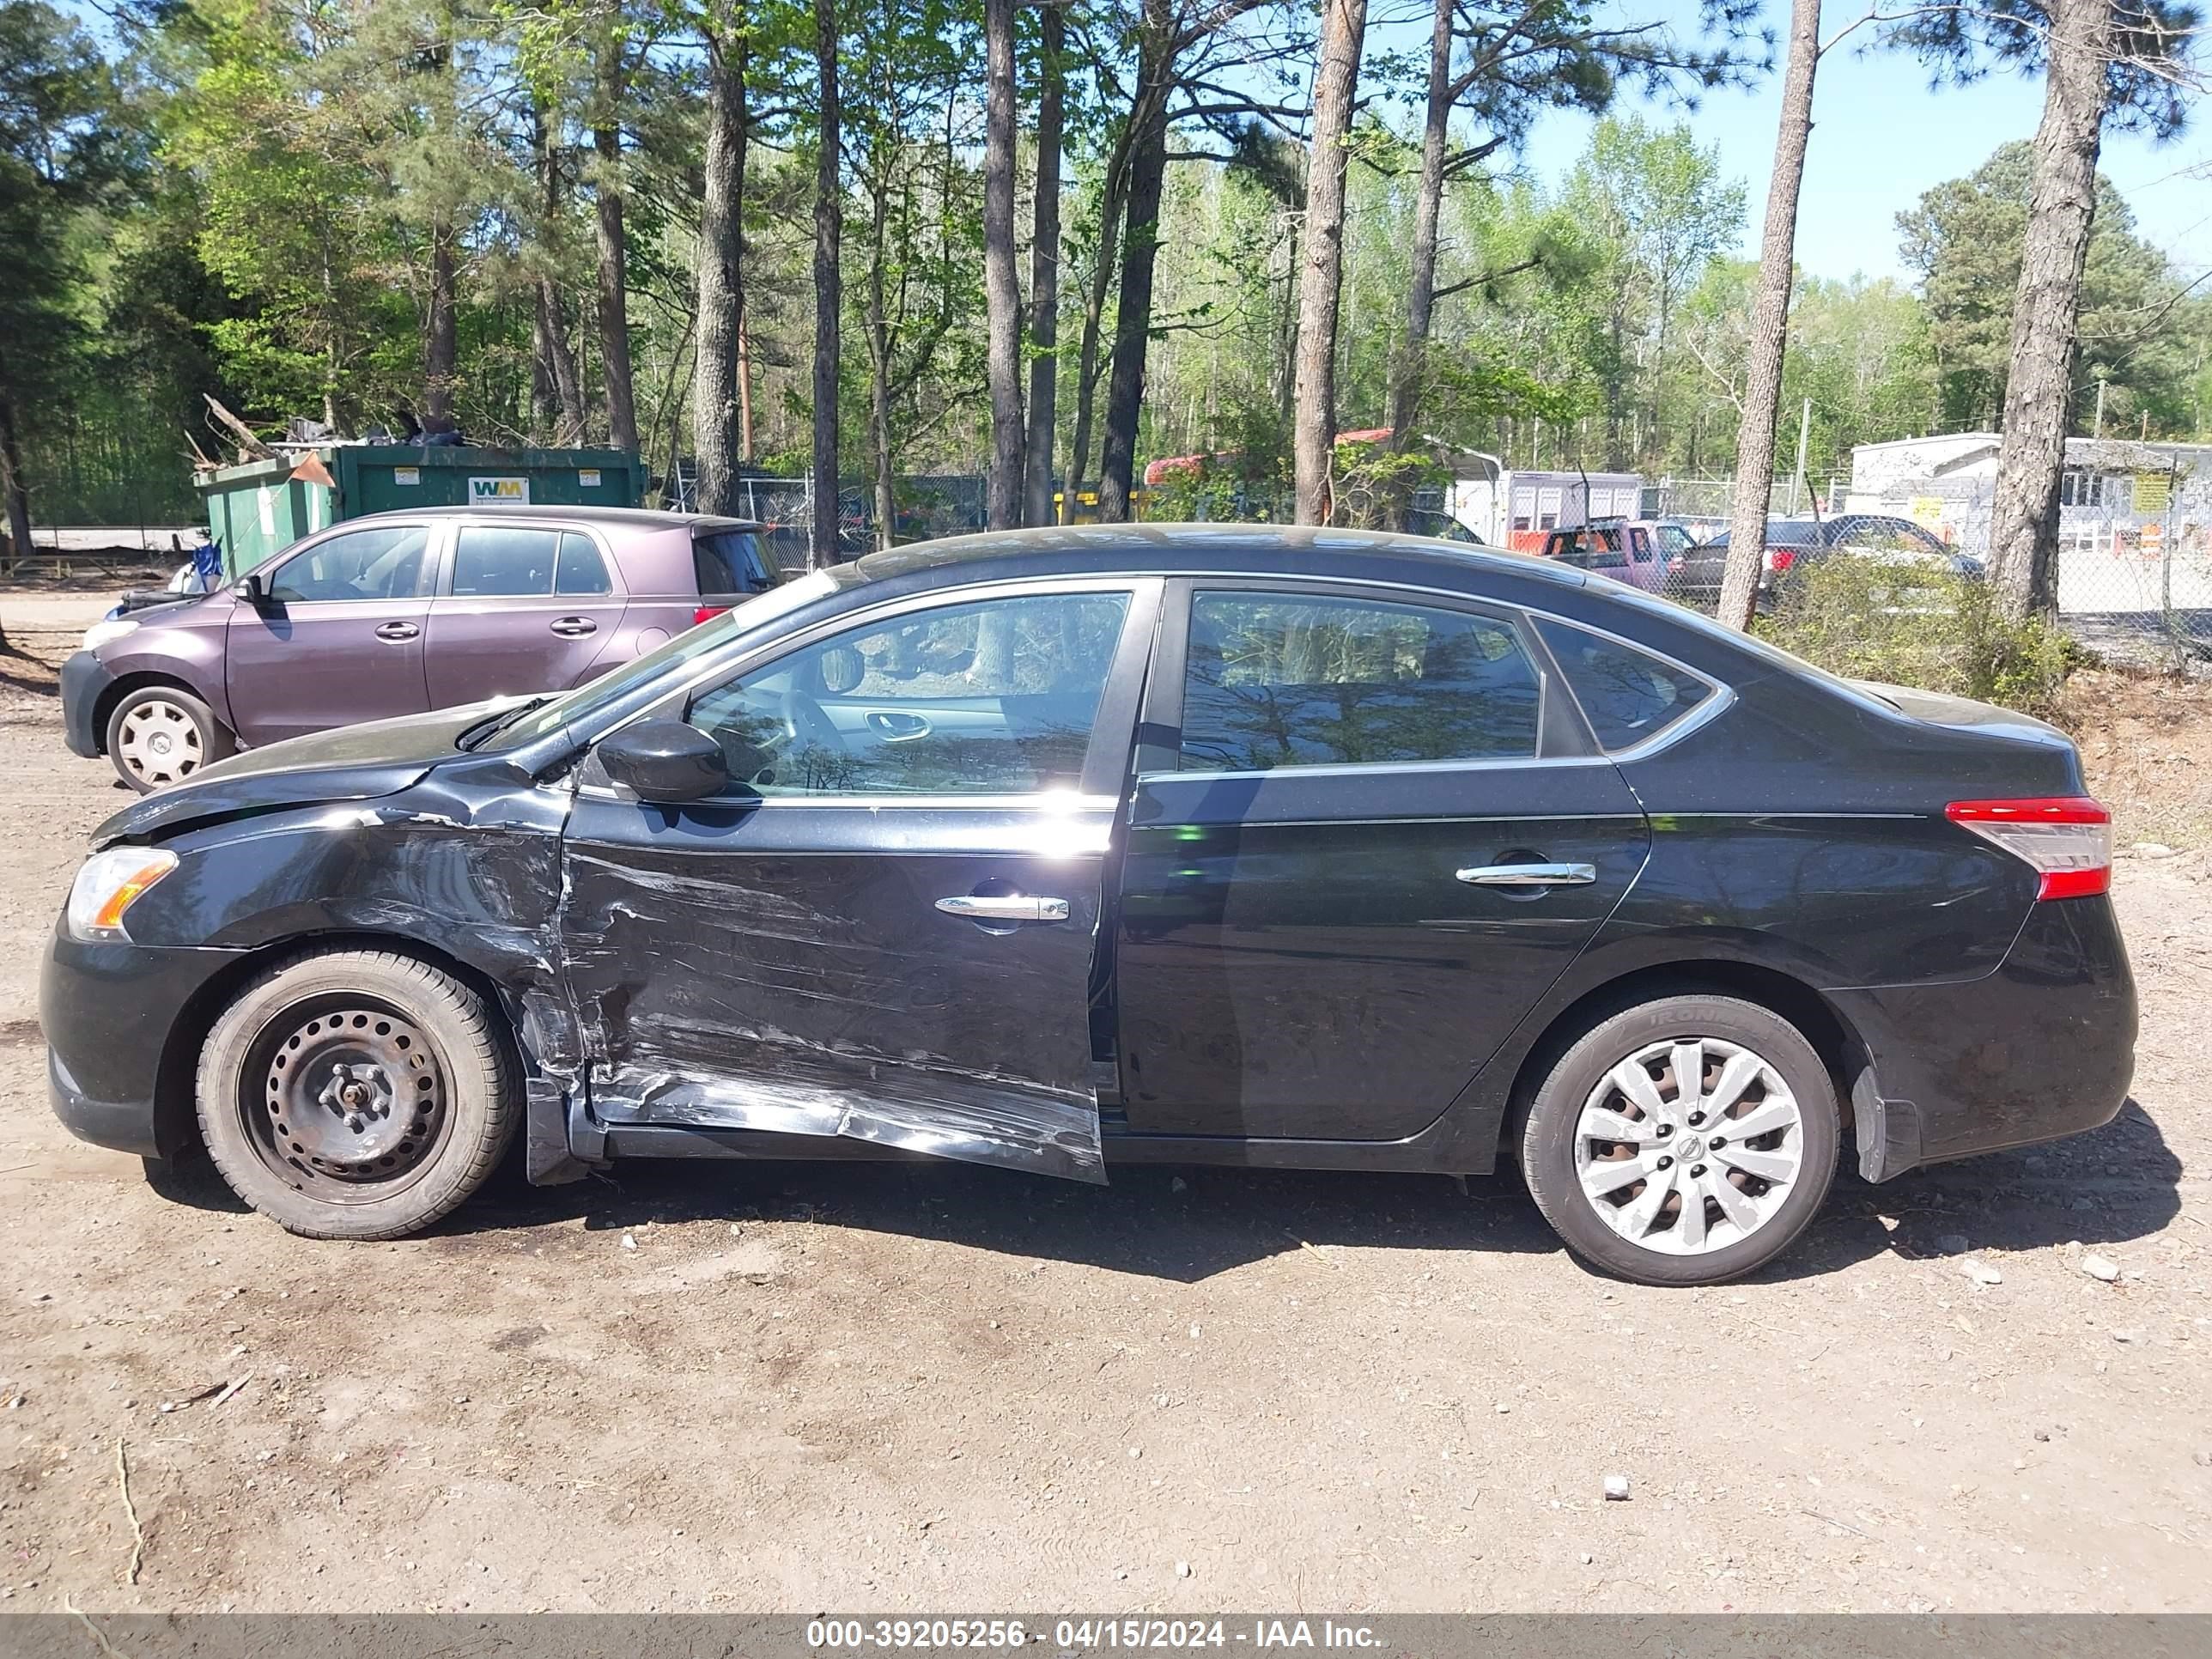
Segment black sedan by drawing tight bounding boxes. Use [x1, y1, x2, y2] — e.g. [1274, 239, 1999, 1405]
[43, 526, 2134, 1285]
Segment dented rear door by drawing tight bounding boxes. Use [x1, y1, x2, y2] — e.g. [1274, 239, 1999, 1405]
[554, 578, 1161, 1182]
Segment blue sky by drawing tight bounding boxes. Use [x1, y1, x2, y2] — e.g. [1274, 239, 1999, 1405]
[1413, 5, 2212, 286]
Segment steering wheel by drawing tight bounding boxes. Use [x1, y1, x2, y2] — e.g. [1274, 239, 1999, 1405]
[779, 686, 844, 758]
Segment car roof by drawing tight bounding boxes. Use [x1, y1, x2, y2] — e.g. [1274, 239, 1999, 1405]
[324, 507, 763, 534]
[848, 521, 1589, 593]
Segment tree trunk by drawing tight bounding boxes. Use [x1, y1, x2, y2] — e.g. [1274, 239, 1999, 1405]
[694, 15, 749, 516]
[0, 389, 32, 628]
[1061, 120, 1133, 522]
[531, 100, 587, 445]
[981, 0, 1024, 530]
[1022, 2, 1065, 528]
[810, 0, 843, 568]
[737, 308, 755, 462]
[1097, 5, 1173, 525]
[425, 216, 458, 423]
[866, 158, 897, 551]
[594, 112, 638, 453]
[1291, 0, 1368, 526]
[1717, 0, 1820, 632]
[1385, 0, 1451, 455]
[1988, 0, 2111, 622]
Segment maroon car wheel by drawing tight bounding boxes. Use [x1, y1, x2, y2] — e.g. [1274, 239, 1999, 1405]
[104, 684, 234, 793]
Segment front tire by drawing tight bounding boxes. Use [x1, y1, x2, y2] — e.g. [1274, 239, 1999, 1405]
[196, 949, 518, 1240]
[105, 684, 234, 792]
[1520, 994, 1838, 1286]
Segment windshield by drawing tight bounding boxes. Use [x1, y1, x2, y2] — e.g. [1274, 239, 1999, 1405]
[484, 567, 842, 750]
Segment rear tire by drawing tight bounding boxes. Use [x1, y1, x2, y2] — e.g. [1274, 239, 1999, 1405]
[1520, 994, 1838, 1286]
[196, 949, 517, 1240]
[105, 684, 233, 792]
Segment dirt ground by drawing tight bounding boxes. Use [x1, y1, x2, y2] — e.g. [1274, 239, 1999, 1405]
[0, 610, 2208, 1617]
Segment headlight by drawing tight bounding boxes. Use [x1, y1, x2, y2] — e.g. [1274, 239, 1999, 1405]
[66, 848, 178, 941]
[82, 617, 138, 652]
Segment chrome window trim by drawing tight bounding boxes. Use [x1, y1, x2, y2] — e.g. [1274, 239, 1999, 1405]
[573, 781, 1118, 811]
[571, 564, 1734, 781]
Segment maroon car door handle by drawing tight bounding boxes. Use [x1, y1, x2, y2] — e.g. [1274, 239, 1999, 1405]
[549, 617, 599, 637]
[374, 621, 420, 642]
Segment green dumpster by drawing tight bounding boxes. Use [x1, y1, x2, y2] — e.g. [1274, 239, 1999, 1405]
[196, 445, 646, 576]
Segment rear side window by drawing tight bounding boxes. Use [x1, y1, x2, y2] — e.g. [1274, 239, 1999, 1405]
[693, 530, 774, 597]
[453, 526, 560, 597]
[1537, 619, 1714, 752]
[556, 532, 613, 595]
[1179, 592, 1540, 772]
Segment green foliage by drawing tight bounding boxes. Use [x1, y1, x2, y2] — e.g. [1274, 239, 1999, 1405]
[1757, 555, 2081, 720]
[1899, 141, 2191, 435]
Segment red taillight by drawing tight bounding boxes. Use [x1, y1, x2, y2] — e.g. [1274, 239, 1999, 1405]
[693, 605, 730, 626]
[1766, 546, 1796, 573]
[1946, 797, 2112, 900]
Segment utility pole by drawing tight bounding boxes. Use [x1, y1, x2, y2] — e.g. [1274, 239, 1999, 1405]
[1789, 398, 1811, 516]
[2093, 378, 2106, 440]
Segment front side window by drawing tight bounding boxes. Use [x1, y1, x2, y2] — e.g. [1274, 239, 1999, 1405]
[1536, 618, 1714, 752]
[1178, 592, 1540, 773]
[686, 590, 1131, 797]
[268, 526, 429, 604]
[452, 526, 562, 597]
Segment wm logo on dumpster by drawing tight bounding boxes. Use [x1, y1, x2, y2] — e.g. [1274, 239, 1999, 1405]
[468, 477, 530, 505]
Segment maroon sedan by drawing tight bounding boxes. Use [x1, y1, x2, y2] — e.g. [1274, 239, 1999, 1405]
[62, 507, 776, 791]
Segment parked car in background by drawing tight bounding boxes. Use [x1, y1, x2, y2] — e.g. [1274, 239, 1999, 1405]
[46, 524, 2133, 1285]
[62, 508, 776, 792]
[1668, 515, 1981, 611]
[1535, 520, 1689, 592]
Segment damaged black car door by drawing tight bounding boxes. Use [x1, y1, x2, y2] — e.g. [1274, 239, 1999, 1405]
[555, 579, 1161, 1182]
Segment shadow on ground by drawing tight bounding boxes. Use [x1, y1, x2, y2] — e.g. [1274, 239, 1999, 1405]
[142, 1097, 2183, 1286]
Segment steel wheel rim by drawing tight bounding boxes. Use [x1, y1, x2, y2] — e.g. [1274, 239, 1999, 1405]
[116, 699, 204, 787]
[242, 1000, 449, 1202]
[1573, 1035, 1803, 1257]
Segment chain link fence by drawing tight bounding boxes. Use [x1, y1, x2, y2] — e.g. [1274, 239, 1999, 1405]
[1847, 450, 2212, 672]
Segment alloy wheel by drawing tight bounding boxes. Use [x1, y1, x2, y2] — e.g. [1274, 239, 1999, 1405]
[1572, 1036, 1805, 1256]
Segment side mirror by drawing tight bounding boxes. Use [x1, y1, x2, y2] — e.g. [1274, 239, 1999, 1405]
[598, 719, 730, 805]
[231, 572, 266, 605]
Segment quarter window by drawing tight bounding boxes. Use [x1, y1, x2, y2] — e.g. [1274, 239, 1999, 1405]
[1177, 592, 1540, 772]
[686, 590, 1131, 797]
[267, 526, 428, 604]
[556, 532, 613, 596]
[1536, 619, 1714, 752]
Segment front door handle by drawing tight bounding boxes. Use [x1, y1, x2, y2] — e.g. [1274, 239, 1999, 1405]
[374, 620, 420, 642]
[935, 895, 1071, 922]
[550, 616, 599, 638]
[1455, 862, 1596, 887]
[868, 709, 931, 741]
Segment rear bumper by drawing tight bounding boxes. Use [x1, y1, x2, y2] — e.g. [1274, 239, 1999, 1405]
[59, 651, 112, 757]
[42, 926, 240, 1160]
[1832, 895, 2136, 1178]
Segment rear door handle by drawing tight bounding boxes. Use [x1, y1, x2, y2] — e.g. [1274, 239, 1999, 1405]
[935, 895, 1071, 922]
[550, 617, 599, 638]
[1455, 862, 1596, 886]
[374, 620, 419, 642]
